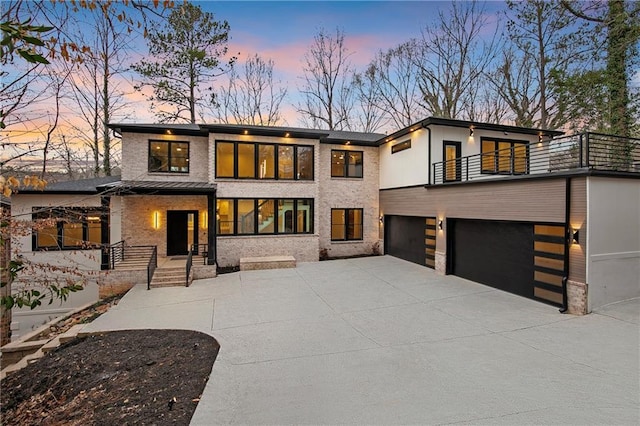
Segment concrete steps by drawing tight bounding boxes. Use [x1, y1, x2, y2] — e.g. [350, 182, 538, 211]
[150, 267, 186, 288]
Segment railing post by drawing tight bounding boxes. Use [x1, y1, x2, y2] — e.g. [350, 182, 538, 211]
[465, 157, 469, 181]
[585, 133, 590, 168]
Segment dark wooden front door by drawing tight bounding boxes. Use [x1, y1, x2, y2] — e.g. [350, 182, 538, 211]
[166, 210, 198, 256]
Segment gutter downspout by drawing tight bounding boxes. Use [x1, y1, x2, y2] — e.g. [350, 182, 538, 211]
[560, 178, 571, 313]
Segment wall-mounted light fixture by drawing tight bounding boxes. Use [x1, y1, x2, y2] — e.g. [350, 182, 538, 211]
[153, 211, 160, 229]
[571, 228, 580, 244]
[438, 219, 443, 230]
[379, 215, 384, 224]
[538, 134, 543, 143]
[469, 127, 474, 137]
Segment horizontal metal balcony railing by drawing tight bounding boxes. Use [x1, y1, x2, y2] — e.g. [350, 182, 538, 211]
[431, 132, 640, 185]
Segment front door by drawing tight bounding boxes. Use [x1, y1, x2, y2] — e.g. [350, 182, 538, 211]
[166, 210, 198, 256]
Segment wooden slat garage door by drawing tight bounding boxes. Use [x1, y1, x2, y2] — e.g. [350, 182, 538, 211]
[449, 219, 535, 300]
[385, 215, 429, 267]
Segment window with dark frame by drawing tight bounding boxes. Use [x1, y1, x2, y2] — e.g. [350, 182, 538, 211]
[391, 140, 411, 154]
[33, 208, 104, 250]
[148, 140, 190, 173]
[216, 198, 314, 235]
[215, 141, 314, 180]
[443, 141, 462, 182]
[331, 150, 363, 178]
[481, 138, 529, 175]
[331, 208, 363, 241]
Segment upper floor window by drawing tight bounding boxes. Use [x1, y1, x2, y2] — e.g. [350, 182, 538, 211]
[149, 140, 189, 173]
[391, 140, 411, 154]
[33, 208, 103, 250]
[481, 138, 528, 175]
[331, 150, 363, 178]
[215, 141, 314, 180]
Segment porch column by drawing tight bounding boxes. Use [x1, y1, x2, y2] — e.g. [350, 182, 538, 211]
[207, 192, 216, 265]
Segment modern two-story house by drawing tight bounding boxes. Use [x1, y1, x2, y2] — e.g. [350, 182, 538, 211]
[9, 117, 639, 337]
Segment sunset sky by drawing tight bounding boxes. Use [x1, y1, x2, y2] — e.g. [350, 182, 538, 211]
[125, 0, 506, 124]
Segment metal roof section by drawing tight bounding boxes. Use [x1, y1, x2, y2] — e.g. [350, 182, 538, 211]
[378, 117, 566, 145]
[113, 180, 217, 195]
[17, 176, 122, 194]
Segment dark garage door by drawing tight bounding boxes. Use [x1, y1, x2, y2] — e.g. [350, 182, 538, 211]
[385, 215, 427, 266]
[449, 219, 535, 300]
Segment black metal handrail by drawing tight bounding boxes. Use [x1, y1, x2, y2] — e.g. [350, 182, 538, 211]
[147, 246, 157, 290]
[191, 244, 209, 265]
[109, 240, 125, 269]
[186, 250, 193, 287]
[432, 132, 640, 185]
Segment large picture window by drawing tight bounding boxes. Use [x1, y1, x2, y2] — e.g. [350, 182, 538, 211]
[215, 141, 314, 180]
[149, 140, 189, 173]
[331, 150, 363, 178]
[331, 208, 363, 241]
[481, 138, 529, 175]
[33, 208, 104, 250]
[217, 198, 314, 235]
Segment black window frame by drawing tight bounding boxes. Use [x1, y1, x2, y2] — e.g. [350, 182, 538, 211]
[215, 198, 314, 236]
[443, 140, 462, 182]
[32, 207, 105, 251]
[330, 208, 364, 241]
[148, 140, 190, 173]
[391, 139, 411, 154]
[215, 141, 314, 180]
[480, 138, 530, 175]
[331, 149, 364, 178]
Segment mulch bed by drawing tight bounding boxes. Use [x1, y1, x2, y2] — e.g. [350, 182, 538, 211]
[1, 329, 219, 425]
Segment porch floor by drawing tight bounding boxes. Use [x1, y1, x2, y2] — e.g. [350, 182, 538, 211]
[157, 256, 188, 269]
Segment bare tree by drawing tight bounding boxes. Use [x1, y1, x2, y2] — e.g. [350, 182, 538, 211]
[363, 42, 425, 130]
[298, 28, 355, 130]
[414, 1, 497, 120]
[351, 65, 388, 133]
[216, 54, 288, 125]
[488, 0, 587, 130]
[64, 7, 132, 176]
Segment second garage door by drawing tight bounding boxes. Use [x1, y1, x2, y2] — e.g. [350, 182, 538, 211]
[448, 219, 535, 299]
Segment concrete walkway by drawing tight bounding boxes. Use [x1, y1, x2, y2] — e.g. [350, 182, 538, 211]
[82, 256, 640, 425]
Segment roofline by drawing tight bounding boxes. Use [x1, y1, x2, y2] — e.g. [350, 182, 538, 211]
[378, 117, 565, 144]
[109, 123, 382, 145]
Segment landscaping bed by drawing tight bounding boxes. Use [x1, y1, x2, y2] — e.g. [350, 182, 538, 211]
[1, 329, 219, 425]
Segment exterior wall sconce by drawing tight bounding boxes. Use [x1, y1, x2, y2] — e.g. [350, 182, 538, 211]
[469, 127, 474, 137]
[153, 211, 160, 229]
[379, 215, 384, 224]
[571, 228, 580, 244]
[438, 220, 443, 230]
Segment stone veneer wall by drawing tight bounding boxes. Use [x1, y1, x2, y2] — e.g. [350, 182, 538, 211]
[217, 235, 319, 266]
[120, 132, 209, 182]
[120, 195, 208, 257]
[567, 280, 588, 315]
[318, 144, 380, 258]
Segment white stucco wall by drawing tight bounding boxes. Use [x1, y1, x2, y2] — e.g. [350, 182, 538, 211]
[9, 193, 103, 339]
[379, 125, 540, 189]
[587, 177, 640, 310]
[379, 128, 429, 189]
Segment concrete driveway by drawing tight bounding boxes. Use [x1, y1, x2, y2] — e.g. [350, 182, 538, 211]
[84, 256, 640, 425]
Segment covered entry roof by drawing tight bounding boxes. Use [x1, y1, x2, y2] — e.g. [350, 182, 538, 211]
[102, 180, 216, 195]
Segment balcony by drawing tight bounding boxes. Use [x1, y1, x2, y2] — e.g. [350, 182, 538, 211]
[431, 133, 640, 185]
